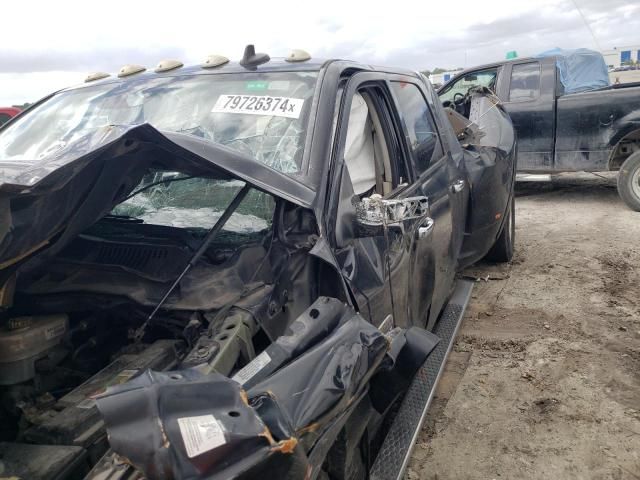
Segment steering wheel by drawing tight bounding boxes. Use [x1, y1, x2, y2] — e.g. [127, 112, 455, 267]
[453, 92, 466, 105]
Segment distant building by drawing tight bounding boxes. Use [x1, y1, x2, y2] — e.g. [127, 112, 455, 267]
[601, 46, 640, 69]
[428, 69, 463, 87]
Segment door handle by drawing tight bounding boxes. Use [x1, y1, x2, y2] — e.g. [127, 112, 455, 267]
[417, 217, 435, 239]
[451, 179, 465, 193]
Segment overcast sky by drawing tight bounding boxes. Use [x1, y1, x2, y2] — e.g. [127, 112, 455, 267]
[1, 0, 639, 105]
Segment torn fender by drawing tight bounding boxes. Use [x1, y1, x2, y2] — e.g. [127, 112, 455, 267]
[95, 369, 308, 480]
[0, 124, 315, 279]
[94, 298, 439, 479]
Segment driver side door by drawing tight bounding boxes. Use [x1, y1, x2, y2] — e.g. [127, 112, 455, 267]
[329, 73, 428, 330]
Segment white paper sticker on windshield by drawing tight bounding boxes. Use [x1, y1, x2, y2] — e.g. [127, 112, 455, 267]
[231, 350, 271, 385]
[178, 414, 226, 458]
[212, 95, 304, 119]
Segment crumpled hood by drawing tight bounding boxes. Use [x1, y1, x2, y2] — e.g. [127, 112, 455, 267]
[0, 124, 315, 278]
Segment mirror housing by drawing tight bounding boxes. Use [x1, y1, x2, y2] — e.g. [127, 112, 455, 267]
[354, 195, 429, 237]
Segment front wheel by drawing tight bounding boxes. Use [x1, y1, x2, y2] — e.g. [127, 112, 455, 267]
[617, 152, 640, 212]
[484, 195, 515, 263]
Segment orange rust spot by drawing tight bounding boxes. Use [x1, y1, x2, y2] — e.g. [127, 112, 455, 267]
[239, 389, 249, 406]
[271, 437, 298, 454]
[495, 212, 502, 220]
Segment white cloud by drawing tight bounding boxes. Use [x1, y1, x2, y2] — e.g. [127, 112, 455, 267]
[0, 0, 637, 105]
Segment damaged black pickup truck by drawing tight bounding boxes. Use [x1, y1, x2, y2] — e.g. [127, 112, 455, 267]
[0, 47, 516, 480]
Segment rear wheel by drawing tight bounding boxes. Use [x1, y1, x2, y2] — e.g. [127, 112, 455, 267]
[484, 195, 515, 263]
[617, 152, 640, 212]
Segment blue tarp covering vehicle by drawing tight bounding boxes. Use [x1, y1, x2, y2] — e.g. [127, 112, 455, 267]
[535, 48, 610, 94]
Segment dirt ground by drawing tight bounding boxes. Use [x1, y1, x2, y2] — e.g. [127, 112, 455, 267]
[408, 173, 640, 480]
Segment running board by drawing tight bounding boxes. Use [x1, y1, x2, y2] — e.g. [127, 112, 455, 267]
[370, 279, 474, 480]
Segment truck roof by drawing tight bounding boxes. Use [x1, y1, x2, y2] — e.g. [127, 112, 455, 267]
[71, 57, 422, 91]
[444, 56, 540, 78]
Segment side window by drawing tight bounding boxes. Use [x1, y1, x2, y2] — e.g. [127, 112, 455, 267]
[509, 62, 541, 101]
[439, 68, 498, 102]
[0, 113, 11, 127]
[391, 82, 443, 174]
[341, 86, 406, 197]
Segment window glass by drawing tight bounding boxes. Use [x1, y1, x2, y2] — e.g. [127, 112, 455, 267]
[0, 113, 10, 127]
[0, 72, 318, 175]
[111, 171, 274, 236]
[509, 62, 541, 101]
[439, 68, 498, 102]
[391, 82, 443, 174]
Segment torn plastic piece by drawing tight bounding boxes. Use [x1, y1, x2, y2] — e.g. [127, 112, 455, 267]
[94, 298, 395, 479]
[95, 369, 275, 480]
[233, 297, 352, 388]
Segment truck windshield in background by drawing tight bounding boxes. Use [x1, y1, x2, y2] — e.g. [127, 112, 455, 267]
[439, 69, 498, 102]
[0, 72, 318, 174]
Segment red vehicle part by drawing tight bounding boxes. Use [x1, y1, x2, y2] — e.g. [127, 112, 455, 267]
[0, 107, 21, 126]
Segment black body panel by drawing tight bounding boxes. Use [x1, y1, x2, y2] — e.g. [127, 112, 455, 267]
[439, 56, 640, 172]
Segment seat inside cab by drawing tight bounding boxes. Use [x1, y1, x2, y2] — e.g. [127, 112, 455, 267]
[344, 91, 394, 197]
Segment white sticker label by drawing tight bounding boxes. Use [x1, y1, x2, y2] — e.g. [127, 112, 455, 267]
[178, 414, 226, 458]
[231, 350, 271, 385]
[212, 95, 304, 119]
[44, 320, 66, 340]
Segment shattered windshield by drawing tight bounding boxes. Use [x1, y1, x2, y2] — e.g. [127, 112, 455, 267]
[0, 72, 318, 174]
[109, 171, 275, 235]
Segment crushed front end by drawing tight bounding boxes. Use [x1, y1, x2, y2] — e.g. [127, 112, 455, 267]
[0, 124, 439, 480]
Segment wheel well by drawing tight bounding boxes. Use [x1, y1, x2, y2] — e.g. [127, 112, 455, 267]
[608, 130, 640, 170]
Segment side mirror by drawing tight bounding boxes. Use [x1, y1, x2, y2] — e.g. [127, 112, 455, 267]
[354, 195, 429, 237]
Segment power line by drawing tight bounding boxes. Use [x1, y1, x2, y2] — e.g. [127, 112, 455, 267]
[570, 0, 601, 50]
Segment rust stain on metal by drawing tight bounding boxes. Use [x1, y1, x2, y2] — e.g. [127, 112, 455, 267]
[271, 437, 298, 454]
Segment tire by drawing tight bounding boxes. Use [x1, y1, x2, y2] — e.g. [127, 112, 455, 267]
[617, 152, 640, 212]
[484, 195, 515, 263]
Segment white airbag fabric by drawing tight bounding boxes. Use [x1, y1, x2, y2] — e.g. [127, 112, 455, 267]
[344, 94, 376, 196]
